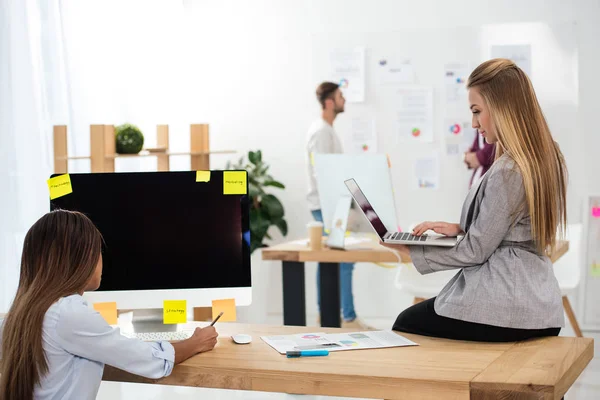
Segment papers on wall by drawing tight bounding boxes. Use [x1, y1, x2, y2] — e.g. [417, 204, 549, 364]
[444, 119, 470, 139]
[261, 330, 418, 354]
[414, 153, 440, 190]
[377, 57, 415, 85]
[445, 118, 475, 156]
[350, 117, 377, 153]
[329, 47, 366, 103]
[444, 63, 470, 105]
[490, 45, 532, 77]
[393, 86, 434, 143]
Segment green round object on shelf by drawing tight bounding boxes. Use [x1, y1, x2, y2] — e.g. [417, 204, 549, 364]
[115, 123, 144, 154]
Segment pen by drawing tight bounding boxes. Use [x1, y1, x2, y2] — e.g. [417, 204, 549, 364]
[286, 350, 329, 358]
[210, 311, 223, 326]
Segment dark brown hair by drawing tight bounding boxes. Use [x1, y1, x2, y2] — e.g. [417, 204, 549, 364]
[467, 58, 567, 253]
[316, 81, 340, 109]
[0, 210, 103, 400]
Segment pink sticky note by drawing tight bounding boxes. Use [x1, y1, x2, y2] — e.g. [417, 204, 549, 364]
[592, 207, 600, 218]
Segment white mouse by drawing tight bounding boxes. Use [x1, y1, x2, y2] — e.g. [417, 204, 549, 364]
[231, 334, 252, 344]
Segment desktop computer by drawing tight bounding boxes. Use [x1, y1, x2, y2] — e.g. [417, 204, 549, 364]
[314, 154, 399, 235]
[50, 170, 251, 337]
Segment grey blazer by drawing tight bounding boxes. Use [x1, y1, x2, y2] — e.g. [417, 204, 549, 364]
[409, 154, 564, 329]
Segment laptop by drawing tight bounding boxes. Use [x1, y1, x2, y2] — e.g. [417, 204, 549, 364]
[344, 178, 459, 247]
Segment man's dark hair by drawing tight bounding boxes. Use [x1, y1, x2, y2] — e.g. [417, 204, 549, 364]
[316, 82, 339, 109]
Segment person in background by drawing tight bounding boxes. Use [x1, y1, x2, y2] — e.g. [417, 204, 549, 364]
[306, 82, 368, 329]
[464, 128, 496, 188]
[0, 210, 218, 400]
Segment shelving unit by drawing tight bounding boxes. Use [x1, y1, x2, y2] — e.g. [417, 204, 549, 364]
[53, 123, 235, 173]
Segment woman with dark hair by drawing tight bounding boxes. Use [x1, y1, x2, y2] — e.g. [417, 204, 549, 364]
[0, 210, 218, 400]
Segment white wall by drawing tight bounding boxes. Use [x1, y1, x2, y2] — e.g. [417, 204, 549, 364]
[54, 0, 599, 323]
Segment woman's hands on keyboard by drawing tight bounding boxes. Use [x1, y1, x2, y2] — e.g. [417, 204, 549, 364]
[411, 222, 463, 237]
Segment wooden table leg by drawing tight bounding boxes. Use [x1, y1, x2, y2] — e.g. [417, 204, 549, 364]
[282, 261, 306, 326]
[319, 262, 341, 328]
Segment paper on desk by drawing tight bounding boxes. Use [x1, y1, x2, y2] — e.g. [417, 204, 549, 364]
[261, 330, 418, 354]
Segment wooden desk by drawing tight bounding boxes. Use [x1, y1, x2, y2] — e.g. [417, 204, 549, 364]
[262, 238, 569, 328]
[103, 322, 593, 400]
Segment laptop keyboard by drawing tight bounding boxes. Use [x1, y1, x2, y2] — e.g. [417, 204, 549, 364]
[391, 232, 428, 242]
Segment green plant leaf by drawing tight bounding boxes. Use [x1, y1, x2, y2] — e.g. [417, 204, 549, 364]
[273, 218, 288, 236]
[261, 194, 284, 219]
[256, 150, 262, 163]
[248, 151, 258, 165]
[263, 180, 285, 189]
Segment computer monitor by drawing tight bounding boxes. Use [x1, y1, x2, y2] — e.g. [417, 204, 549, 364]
[314, 154, 399, 233]
[49, 171, 251, 310]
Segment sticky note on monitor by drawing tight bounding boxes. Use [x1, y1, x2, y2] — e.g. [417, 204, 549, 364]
[592, 207, 600, 218]
[163, 300, 187, 324]
[212, 298, 236, 322]
[196, 171, 211, 182]
[93, 302, 118, 325]
[47, 174, 73, 200]
[223, 171, 247, 195]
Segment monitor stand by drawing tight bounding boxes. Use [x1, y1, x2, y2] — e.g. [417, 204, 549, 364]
[118, 308, 177, 333]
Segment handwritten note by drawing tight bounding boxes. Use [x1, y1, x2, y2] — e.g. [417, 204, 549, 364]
[196, 171, 211, 182]
[93, 302, 118, 325]
[212, 298, 236, 322]
[223, 171, 247, 195]
[163, 300, 187, 324]
[47, 174, 73, 200]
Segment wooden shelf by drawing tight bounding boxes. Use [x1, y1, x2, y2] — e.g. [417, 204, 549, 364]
[53, 124, 234, 173]
[55, 150, 236, 161]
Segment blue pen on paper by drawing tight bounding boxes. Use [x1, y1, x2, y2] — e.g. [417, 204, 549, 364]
[286, 350, 329, 358]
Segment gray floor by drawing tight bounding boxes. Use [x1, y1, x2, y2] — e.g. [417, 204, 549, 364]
[97, 318, 599, 400]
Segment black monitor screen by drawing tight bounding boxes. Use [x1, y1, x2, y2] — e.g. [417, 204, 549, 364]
[50, 171, 251, 291]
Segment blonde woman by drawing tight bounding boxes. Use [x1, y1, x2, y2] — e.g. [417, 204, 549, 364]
[0, 210, 218, 399]
[384, 59, 567, 342]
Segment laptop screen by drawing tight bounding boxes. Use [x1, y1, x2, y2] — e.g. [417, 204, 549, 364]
[344, 179, 388, 239]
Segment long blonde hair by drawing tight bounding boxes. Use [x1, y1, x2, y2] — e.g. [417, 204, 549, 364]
[467, 58, 567, 253]
[0, 210, 102, 400]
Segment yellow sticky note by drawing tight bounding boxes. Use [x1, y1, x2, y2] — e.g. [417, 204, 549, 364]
[196, 171, 211, 182]
[163, 300, 187, 324]
[47, 174, 73, 200]
[212, 298, 236, 322]
[310, 152, 315, 166]
[223, 171, 247, 195]
[93, 302, 118, 325]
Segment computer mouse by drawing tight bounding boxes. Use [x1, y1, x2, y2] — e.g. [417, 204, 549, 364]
[231, 334, 252, 344]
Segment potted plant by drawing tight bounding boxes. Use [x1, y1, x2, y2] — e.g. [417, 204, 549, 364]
[226, 150, 287, 253]
[115, 123, 144, 154]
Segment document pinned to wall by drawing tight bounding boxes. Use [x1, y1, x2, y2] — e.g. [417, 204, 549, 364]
[393, 86, 434, 143]
[414, 153, 440, 190]
[444, 63, 470, 105]
[444, 119, 470, 139]
[490, 45, 532, 77]
[350, 117, 377, 153]
[377, 57, 415, 85]
[329, 47, 366, 103]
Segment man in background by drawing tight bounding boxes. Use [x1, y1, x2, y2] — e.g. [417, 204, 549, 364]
[306, 82, 367, 329]
[464, 129, 496, 188]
